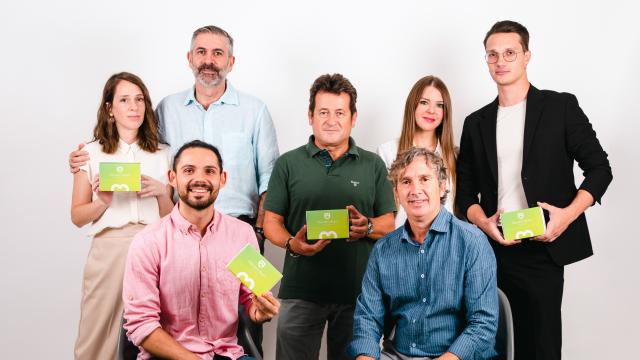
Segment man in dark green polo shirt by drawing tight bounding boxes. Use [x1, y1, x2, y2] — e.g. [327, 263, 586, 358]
[264, 73, 396, 360]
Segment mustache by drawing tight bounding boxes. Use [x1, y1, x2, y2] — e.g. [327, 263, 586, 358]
[197, 63, 220, 74]
[187, 181, 213, 191]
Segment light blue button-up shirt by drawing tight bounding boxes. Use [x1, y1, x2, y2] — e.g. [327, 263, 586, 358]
[348, 209, 498, 360]
[156, 82, 279, 217]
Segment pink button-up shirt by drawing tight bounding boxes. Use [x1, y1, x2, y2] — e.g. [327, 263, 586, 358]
[123, 204, 258, 360]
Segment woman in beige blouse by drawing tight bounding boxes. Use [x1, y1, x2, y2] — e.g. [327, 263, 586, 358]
[70, 72, 173, 360]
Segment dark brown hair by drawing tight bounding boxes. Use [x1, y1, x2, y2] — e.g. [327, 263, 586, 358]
[397, 76, 456, 203]
[93, 72, 159, 154]
[308, 73, 357, 114]
[483, 20, 530, 52]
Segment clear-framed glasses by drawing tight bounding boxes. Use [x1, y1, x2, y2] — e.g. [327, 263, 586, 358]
[485, 49, 523, 64]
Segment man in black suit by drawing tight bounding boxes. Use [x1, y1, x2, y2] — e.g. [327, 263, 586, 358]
[456, 20, 612, 360]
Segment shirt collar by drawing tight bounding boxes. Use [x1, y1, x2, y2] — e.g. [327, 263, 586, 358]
[305, 135, 360, 158]
[117, 138, 141, 154]
[170, 203, 219, 235]
[183, 81, 239, 107]
[400, 208, 451, 244]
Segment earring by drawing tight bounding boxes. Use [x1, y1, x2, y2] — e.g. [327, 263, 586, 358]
[109, 113, 114, 123]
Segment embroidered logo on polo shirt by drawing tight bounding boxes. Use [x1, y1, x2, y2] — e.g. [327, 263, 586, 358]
[350, 180, 360, 187]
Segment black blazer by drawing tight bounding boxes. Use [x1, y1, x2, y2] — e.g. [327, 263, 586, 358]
[456, 85, 612, 266]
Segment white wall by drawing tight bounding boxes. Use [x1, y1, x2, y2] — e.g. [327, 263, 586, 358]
[0, 0, 637, 358]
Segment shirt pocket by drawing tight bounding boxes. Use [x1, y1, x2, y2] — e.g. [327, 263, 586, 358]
[221, 132, 252, 167]
[215, 261, 240, 302]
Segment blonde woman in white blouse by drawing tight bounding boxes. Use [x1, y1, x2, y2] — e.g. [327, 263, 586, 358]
[377, 75, 458, 228]
[70, 72, 173, 360]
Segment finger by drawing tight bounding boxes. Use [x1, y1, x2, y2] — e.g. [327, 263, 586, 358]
[309, 239, 329, 251]
[255, 295, 279, 313]
[295, 225, 307, 240]
[537, 201, 555, 211]
[77, 143, 85, 150]
[347, 205, 363, 218]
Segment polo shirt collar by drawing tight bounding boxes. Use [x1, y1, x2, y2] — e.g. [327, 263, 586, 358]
[305, 135, 360, 158]
[183, 81, 239, 107]
[170, 203, 220, 235]
[400, 208, 450, 245]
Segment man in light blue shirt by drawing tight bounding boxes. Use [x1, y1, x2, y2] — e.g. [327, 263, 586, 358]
[156, 25, 279, 247]
[348, 148, 498, 360]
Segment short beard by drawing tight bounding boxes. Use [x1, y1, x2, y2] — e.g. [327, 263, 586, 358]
[193, 63, 226, 88]
[178, 181, 217, 210]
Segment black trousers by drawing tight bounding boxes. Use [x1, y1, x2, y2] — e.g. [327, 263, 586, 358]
[235, 215, 264, 357]
[495, 240, 564, 360]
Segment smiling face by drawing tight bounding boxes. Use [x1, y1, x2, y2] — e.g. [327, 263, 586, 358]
[308, 91, 357, 149]
[485, 32, 530, 87]
[188, 32, 235, 88]
[110, 80, 145, 133]
[169, 147, 226, 211]
[414, 86, 444, 133]
[395, 156, 446, 222]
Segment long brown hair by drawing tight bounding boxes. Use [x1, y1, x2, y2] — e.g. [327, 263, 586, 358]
[93, 72, 159, 154]
[397, 75, 457, 202]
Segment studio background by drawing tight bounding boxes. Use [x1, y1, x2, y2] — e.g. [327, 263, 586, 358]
[0, 0, 637, 358]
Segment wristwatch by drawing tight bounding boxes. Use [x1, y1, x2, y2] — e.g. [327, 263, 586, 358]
[285, 236, 300, 257]
[366, 218, 374, 236]
[255, 227, 265, 237]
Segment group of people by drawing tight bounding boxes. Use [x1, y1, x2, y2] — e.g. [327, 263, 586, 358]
[68, 20, 612, 360]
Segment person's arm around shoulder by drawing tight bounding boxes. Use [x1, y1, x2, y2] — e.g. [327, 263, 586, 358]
[446, 229, 499, 360]
[69, 143, 90, 174]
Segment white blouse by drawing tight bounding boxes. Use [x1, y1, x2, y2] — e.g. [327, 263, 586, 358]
[376, 138, 454, 229]
[79, 139, 171, 235]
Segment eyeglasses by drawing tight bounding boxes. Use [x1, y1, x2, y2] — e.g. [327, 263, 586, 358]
[485, 49, 523, 64]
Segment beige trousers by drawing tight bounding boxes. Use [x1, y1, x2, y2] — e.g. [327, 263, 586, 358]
[74, 223, 145, 360]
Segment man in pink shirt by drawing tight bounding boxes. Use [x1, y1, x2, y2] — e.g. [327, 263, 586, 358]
[123, 140, 280, 360]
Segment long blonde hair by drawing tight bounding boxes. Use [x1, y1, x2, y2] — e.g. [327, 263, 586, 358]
[397, 75, 457, 203]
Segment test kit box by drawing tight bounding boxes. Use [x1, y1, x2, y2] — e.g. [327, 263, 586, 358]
[226, 244, 283, 296]
[500, 206, 546, 241]
[305, 209, 349, 240]
[99, 162, 141, 192]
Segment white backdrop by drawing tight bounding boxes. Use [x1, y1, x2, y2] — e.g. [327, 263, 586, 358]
[0, 0, 638, 358]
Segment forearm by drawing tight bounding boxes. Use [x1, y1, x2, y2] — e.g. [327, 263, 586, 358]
[466, 204, 488, 227]
[71, 200, 109, 227]
[255, 192, 267, 228]
[566, 189, 594, 221]
[263, 212, 291, 248]
[368, 213, 395, 240]
[156, 187, 174, 217]
[140, 327, 199, 360]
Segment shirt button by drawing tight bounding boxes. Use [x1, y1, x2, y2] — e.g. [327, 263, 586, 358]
[412, 343, 416, 347]
[202, 266, 207, 272]
[420, 274, 425, 279]
[412, 319, 416, 323]
[201, 293, 206, 298]
[199, 318, 204, 323]
[422, 298, 426, 303]
[420, 249, 425, 254]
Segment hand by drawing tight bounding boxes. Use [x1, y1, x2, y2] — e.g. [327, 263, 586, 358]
[479, 209, 520, 246]
[139, 175, 167, 198]
[69, 143, 89, 174]
[533, 201, 575, 242]
[435, 352, 460, 360]
[289, 225, 329, 256]
[250, 292, 280, 323]
[91, 174, 113, 206]
[347, 205, 368, 241]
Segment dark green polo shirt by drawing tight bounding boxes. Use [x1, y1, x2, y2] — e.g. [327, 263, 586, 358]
[264, 136, 396, 304]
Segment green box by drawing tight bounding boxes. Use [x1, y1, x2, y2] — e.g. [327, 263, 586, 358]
[500, 206, 546, 241]
[306, 209, 349, 240]
[99, 162, 141, 192]
[226, 244, 283, 296]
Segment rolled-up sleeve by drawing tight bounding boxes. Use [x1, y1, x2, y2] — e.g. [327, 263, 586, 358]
[348, 244, 386, 359]
[253, 104, 279, 195]
[122, 231, 162, 346]
[447, 231, 498, 360]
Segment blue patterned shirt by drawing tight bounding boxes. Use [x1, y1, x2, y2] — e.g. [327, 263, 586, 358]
[348, 209, 498, 360]
[156, 82, 279, 217]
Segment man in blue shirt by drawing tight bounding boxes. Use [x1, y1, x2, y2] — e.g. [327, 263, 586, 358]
[348, 148, 498, 360]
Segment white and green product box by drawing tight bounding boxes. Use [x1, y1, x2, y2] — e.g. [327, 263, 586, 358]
[305, 209, 350, 240]
[99, 162, 141, 192]
[500, 206, 547, 241]
[226, 244, 283, 296]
